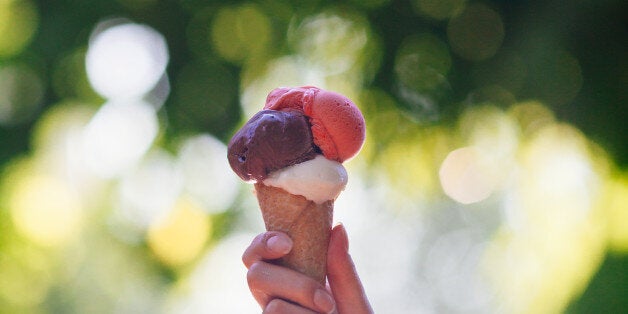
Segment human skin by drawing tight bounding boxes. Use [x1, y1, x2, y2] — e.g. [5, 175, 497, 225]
[243, 224, 374, 314]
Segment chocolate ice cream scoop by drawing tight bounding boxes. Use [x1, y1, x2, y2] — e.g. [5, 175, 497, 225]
[227, 109, 318, 181]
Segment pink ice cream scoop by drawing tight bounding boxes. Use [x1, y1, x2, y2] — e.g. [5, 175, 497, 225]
[264, 86, 366, 162]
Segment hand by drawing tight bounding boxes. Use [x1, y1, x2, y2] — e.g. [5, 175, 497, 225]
[243, 224, 373, 314]
[326, 224, 373, 314]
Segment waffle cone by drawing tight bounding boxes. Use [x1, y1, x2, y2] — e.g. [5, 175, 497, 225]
[254, 182, 333, 285]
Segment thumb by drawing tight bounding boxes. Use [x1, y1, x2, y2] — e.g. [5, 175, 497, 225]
[327, 223, 373, 314]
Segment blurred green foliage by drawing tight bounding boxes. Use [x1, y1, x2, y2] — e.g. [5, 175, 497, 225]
[0, 0, 626, 313]
[0, 0, 624, 158]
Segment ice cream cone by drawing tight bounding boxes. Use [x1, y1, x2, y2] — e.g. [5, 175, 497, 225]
[254, 182, 333, 285]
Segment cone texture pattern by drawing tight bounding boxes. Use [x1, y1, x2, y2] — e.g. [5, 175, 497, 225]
[254, 183, 333, 284]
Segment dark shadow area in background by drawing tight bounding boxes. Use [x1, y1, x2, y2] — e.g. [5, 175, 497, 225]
[566, 253, 628, 314]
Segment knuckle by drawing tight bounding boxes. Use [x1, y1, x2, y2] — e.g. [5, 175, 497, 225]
[243, 233, 269, 267]
[297, 277, 321, 296]
[246, 262, 266, 287]
[263, 299, 280, 313]
[263, 299, 286, 314]
[254, 232, 269, 243]
[258, 232, 277, 247]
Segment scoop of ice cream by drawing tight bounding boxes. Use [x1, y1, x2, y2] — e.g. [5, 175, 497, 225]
[264, 86, 365, 162]
[264, 86, 318, 111]
[263, 155, 348, 204]
[305, 90, 365, 162]
[227, 110, 318, 182]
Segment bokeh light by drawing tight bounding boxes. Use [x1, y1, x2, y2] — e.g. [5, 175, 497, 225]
[0, 1, 626, 313]
[394, 33, 452, 120]
[389, 103, 519, 205]
[4, 163, 83, 247]
[396, 33, 452, 77]
[0, 242, 52, 309]
[374, 123, 452, 205]
[458, 105, 519, 186]
[508, 100, 556, 136]
[114, 150, 182, 232]
[241, 55, 318, 118]
[447, 3, 504, 61]
[0, 0, 38, 58]
[439, 146, 497, 204]
[210, 3, 272, 64]
[242, 8, 381, 119]
[0, 62, 45, 126]
[28, 102, 102, 200]
[165, 234, 260, 314]
[518, 124, 602, 225]
[482, 122, 608, 313]
[147, 197, 211, 267]
[52, 48, 102, 102]
[177, 134, 239, 214]
[606, 174, 628, 252]
[288, 9, 371, 77]
[423, 229, 492, 312]
[85, 20, 169, 99]
[82, 99, 159, 179]
[359, 88, 416, 159]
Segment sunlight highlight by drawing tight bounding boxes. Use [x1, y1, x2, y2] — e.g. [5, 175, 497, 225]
[82, 99, 158, 179]
[508, 100, 555, 135]
[483, 122, 608, 314]
[0, 243, 53, 307]
[177, 134, 239, 213]
[147, 198, 211, 267]
[518, 124, 601, 226]
[604, 174, 628, 252]
[165, 234, 260, 313]
[241, 55, 322, 118]
[0, 0, 38, 58]
[30, 102, 98, 195]
[211, 3, 272, 64]
[439, 146, 496, 204]
[376, 126, 453, 205]
[86, 21, 169, 99]
[289, 10, 369, 76]
[8, 174, 83, 247]
[115, 150, 182, 230]
[458, 105, 519, 188]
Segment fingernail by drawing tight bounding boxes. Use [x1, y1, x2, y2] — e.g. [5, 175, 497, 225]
[313, 289, 336, 314]
[267, 235, 291, 254]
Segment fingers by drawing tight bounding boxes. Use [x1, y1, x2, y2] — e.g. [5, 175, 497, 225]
[243, 231, 337, 313]
[263, 299, 319, 314]
[243, 231, 293, 268]
[247, 261, 336, 314]
[327, 224, 374, 314]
